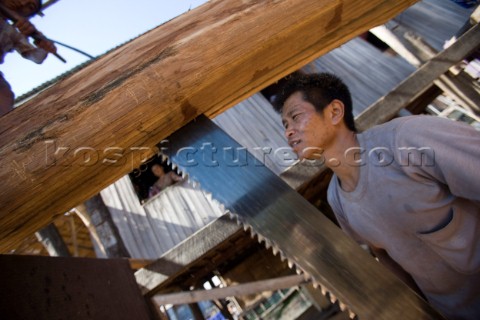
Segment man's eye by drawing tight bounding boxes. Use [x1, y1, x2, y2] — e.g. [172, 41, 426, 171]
[292, 114, 300, 120]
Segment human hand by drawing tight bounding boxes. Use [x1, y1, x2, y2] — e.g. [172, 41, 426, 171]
[33, 37, 57, 54]
[15, 18, 36, 37]
[171, 172, 183, 182]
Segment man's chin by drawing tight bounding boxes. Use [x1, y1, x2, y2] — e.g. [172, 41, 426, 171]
[298, 149, 324, 162]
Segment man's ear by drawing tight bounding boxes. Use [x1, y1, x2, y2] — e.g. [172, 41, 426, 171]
[328, 99, 345, 125]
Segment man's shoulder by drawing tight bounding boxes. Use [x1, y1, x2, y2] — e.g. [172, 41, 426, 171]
[363, 115, 458, 144]
[368, 115, 464, 132]
[366, 115, 421, 132]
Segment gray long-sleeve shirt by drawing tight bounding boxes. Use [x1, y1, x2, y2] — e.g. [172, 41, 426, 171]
[328, 115, 480, 320]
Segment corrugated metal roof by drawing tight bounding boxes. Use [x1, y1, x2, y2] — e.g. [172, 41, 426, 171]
[393, 0, 476, 51]
[304, 37, 416, 116]
[101, 176, 224, 259]
[212, 93, 288, 176]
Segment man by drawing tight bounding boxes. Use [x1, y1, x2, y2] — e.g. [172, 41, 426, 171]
[273, 72, 480, 320]
[0, 0, 57, 116]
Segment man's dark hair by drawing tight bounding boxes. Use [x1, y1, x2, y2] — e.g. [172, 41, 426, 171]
[273, 72, 356, 132]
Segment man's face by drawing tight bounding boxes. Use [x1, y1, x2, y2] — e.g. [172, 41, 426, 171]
[151, 165, 165, 178]
[281, 91, 333, 160]
[3, 0, 40, 17]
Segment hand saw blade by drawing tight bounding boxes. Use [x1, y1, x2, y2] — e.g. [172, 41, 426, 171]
[163, 115, 445, 320]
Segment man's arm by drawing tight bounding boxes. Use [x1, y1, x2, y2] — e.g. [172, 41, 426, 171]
[15, 18, 57, 55]
[11, 25, 48, 63]
[0, 2, 57, 63]
[396, 116, 480, 202]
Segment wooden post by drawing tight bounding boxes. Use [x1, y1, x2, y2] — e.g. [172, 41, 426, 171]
[208, 278, 235, 320]
[35, 223, 71, 257]
[76, 194, 130, 258]
[188, 302, 205, 320]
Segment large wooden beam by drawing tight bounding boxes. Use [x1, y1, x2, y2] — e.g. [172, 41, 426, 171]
[0, 0, 418, 251]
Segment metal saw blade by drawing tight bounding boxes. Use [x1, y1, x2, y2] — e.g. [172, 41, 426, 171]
[163, 115, 445, 320]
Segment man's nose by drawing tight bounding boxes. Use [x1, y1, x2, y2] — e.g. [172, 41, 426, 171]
[285, 126, 295, 138]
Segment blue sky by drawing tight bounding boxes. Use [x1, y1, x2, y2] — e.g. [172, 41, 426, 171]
[2, 0, 209, 98]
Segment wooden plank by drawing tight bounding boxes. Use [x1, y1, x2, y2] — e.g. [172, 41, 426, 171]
[0, 255, 152, 320]
[370, 24, 422, 66]
[152, 274, 307, 306]
[470, 6, 480, 24]
[355, 22, 480, 131]
[129, 258, 155, 270]
[135, 214, 242, 295]
[0, 0, 419, 251]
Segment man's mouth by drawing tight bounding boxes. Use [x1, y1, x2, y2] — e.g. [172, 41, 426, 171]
[289, 139, 301, 149]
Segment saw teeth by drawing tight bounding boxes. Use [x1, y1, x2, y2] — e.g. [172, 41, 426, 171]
[263, 239, 271, 249]
[257, 234, 265, 244]
[287, 260, 294, 269]
[329, 293, 337, 304]
[272, 246, 279, 256]
[321, 285, 328, 296]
